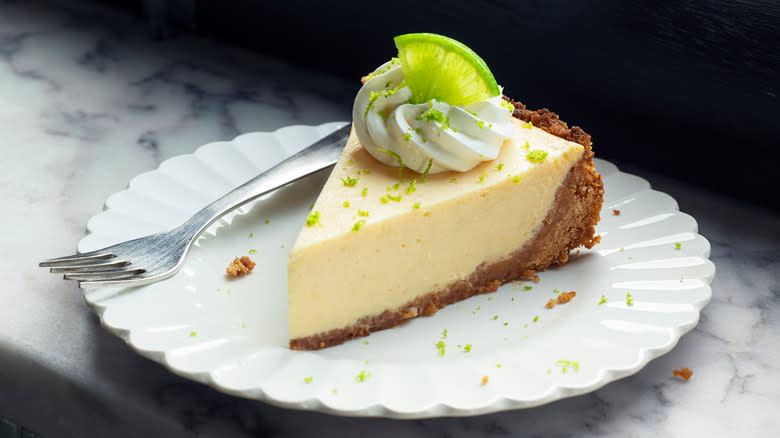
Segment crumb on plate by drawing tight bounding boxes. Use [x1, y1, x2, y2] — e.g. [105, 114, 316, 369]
[545, 291, 577, 309]
[226, 256, 256, 277]
[673, 367, 693, 381]
[557, 290, 577, 305]
[481, 375, 489, 385]
[612, 209, 621, 216]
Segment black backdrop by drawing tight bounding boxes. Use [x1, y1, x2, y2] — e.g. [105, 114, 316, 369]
[117, 0, 779, 210]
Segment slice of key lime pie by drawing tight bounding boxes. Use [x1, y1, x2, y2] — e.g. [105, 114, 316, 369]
[288, 33, 603, 349]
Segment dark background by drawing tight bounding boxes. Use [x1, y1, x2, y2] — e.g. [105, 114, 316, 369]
[110, 0, 778, 210]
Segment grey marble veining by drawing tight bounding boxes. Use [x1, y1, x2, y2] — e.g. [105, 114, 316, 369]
[0, 1, 777, 437]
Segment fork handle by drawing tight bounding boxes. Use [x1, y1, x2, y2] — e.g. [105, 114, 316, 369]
[178, 124, 351, 241]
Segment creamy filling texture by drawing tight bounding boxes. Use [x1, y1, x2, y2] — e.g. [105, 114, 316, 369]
[288, 120, 585, 340]
[352, 60, 514, 174]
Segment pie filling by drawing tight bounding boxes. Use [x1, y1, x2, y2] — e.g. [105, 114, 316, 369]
[288, 101, 603, 350]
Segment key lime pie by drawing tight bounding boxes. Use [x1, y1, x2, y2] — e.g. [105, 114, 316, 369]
[288, 33, 603, 350]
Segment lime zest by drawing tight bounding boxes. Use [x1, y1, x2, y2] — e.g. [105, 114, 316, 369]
[405, 179, 417, 194]
[416, 101, 451, 130]
[421, 159, 434, 182]
[363, 57, 399, 83]
[475, 118, 492, 130]
[355, 370, 371, 382]
[435, 340, 446, 357]
[342, 176, 359, 187]
[555, 360, 580, 373]
[376, 146, 405, 179]
[365, 91, 380, 120]
[306, 211, 320, 227]
[364, 81, 406, 119]
[500, 99, 515, 112]
[387, 193, 402, 202]
[417, 105, 448, 124]
[413, 127, 427, 143]
[526, 149, 548, 163]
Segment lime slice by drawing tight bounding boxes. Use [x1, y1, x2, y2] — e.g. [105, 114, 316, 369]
[394, 33, 499, 106]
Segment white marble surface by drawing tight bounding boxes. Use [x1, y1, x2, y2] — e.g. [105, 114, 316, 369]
[0, 1, 778, 437]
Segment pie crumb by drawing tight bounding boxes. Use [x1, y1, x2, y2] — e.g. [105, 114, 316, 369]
[546, 291, 576, 309]
[226, 256, 256, 277]
[556, 291, 577, 305]
[673, 367, 693, 381]
[612, 209, 621, 216]
[481, 375, 489, 385]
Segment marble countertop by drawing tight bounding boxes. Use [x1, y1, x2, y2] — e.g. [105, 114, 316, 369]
[1, 1, 778, 437]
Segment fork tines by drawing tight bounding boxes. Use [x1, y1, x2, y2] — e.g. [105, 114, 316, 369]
[39, 251, 115, 267]
[39, 251, 142, 281]
[63, 268, 145, 282]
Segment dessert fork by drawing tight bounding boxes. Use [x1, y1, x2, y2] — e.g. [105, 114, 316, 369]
[39, 124, 351, 289]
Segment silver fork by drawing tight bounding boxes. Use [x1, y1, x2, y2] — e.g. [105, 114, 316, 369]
[40, 124, 351, 289]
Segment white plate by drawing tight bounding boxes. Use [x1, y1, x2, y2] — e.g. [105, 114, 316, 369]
[82, 122, 714, 418]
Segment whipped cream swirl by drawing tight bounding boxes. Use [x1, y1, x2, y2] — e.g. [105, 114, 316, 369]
[352, 60, 515, 174]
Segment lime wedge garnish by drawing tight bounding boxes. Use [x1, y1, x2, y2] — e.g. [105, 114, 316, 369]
[394, 33, 499, 106]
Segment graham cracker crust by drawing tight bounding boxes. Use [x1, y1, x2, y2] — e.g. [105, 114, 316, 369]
[289, 99, 604, 350]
